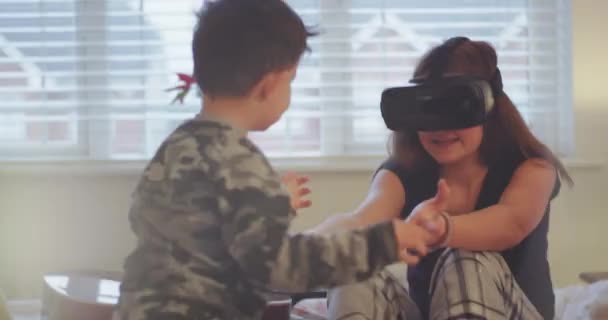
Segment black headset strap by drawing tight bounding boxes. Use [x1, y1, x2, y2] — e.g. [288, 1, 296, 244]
[489, 66, 503, 96]
[428, 36, 470, 80]
[420, 36, 504, 96]
[467, 40, 503, 96]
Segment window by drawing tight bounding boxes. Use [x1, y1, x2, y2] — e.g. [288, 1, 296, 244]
[0, 0, 574, 162]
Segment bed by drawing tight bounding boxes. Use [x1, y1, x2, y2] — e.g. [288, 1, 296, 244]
[288, 274, 608, 320]
[4, 276, 607, 320]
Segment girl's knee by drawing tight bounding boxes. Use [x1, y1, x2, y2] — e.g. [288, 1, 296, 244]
[431, 249, 511, 288]
[438, 249, 506, 270]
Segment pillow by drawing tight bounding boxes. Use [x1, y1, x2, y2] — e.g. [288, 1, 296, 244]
[588, 282, 608, 320]
[557, 280, 608, 320]
[292, 298, 327, 320]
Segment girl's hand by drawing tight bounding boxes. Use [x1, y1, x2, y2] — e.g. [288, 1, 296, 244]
[406, 179, 451, 247]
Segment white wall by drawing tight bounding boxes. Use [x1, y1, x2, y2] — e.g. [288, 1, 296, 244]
[1, 0, 607, 299]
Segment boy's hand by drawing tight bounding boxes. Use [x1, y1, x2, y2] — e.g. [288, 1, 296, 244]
[406, 179, 450, 246]
[281, 172, 312, 211]
[392, 220, 432, 265]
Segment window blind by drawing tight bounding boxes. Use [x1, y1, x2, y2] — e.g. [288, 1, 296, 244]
[0, 0, 574, 162]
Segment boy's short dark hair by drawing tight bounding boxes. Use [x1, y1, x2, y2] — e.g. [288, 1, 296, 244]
[192, 0, 316, 97]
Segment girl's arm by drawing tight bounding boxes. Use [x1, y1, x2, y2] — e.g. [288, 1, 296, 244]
[308, 169, 406, 234]
[446, 158, 558, 251]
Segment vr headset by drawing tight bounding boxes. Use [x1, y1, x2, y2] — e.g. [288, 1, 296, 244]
[380, 36, 503, 132]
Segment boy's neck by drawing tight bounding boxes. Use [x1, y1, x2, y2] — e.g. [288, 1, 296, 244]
[198, 95, 258, 131]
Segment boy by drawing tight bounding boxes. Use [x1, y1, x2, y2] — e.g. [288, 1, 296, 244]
[117, 1, 436, 319]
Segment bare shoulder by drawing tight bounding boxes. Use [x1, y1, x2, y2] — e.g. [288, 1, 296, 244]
[505, 158, 557, 197]
[349, 168, 406, 223]
[513, 158, 557, 180]
[371, 169, 406, 194]
[521, 157, 555, 169]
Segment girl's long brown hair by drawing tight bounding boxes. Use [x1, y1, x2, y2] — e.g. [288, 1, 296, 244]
[389, 39, 573, 186]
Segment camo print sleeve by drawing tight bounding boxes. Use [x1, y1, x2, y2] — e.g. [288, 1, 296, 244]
[118, 119, 401, 319]
[213, 128, 401, 292]
[263, 223, 400, 292]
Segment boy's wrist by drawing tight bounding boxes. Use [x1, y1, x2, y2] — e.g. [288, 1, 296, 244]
[370, 220, 400, 264]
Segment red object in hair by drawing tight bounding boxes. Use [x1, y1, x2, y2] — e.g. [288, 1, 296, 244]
[176, 73, 195, 85]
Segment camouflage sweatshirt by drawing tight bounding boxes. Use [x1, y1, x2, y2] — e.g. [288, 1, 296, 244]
[117, 117, 400, 320]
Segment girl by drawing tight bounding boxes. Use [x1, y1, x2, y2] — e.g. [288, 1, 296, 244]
[312, 37, 572, 320]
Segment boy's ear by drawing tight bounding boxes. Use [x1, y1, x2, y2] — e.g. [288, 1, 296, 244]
[250, 71, 281, 102]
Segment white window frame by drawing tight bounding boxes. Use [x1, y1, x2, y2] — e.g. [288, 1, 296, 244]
[0, 0, 582, 172]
